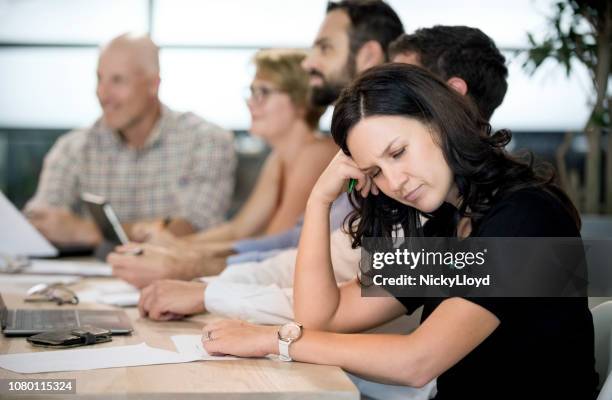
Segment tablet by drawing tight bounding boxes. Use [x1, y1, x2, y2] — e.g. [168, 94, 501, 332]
[81, 193, 129, 245]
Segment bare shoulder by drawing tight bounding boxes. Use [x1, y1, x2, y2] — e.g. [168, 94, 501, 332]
[285, 137, 337, 185]
[296, 135, 338, 164]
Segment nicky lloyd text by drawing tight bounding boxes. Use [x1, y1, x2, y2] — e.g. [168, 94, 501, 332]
[373, 274, 491, 288]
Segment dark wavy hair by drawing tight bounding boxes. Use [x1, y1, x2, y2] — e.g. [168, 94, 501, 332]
[331, 63, 580, 248]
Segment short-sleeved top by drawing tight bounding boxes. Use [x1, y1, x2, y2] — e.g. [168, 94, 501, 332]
[395, 187, 598, 400]
[27, 105, 236, 230]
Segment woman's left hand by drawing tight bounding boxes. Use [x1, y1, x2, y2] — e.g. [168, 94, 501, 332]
[202, 320, 279, 358]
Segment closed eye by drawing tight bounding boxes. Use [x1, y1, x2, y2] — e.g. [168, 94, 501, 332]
[392, 148, 405, 159]
[370, 169, 381, 179]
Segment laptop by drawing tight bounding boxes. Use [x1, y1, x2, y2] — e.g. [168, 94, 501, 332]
[0, 191, 58, 258]
[0, 191, 94, 258]
[0, 294, 133, 337]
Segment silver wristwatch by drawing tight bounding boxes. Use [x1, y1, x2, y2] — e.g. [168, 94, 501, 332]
[277, 322, 303, 361]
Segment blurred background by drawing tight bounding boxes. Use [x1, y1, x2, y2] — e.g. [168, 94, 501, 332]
[0, 0, 608, 220]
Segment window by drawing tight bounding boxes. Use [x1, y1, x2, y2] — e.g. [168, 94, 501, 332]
[0, 0, 148, 44]
[0, 0, 591, 130]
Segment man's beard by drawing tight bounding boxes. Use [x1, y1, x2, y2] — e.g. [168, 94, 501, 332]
[308, 60, 355, 107]
[310, 82, 346, 107]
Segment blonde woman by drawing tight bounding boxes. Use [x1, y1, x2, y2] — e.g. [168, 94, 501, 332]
[110, 49, 338, 287]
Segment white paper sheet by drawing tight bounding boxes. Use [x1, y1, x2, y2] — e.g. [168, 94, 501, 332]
[0, 343, 193, 373]
[171, 334, 239, 360]
[22, 260, 112, 277]
[76, 280, 140, 306]
[0, 192, 58, 257]
[172, 334, 205, 356]
[0, 335, 238, 374]
[97, 292, 140, 307]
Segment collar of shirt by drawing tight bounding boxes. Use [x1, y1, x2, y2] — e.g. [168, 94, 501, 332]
[100, 103, 171, 151]
[142, 104, 170, 149]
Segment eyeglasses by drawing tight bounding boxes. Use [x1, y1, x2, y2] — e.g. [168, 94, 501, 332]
[25, 283, 79, 305]
[243, 85, 284, 104]
[0, 253, 30, 273]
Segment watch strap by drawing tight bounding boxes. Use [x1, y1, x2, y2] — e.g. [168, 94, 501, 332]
[278, 338, 292, 361]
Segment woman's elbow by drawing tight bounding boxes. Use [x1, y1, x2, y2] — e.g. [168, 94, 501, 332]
[295, 313, 332, 331]
[403, 373, 435, 389]
[397, 358, 437, 388]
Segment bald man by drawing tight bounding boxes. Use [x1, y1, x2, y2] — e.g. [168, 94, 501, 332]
[26, 33, 236, 248]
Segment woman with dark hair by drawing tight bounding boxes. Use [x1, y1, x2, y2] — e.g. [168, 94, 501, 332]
[201, 64, 598, 399]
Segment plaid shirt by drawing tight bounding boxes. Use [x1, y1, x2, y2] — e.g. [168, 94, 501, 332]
[28, 105, 236, 230]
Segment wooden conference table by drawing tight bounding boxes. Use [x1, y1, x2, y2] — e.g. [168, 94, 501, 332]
[0, 271, 359, 399]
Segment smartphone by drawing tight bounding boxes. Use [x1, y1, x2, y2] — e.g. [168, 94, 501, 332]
[81, 193, 129, 245]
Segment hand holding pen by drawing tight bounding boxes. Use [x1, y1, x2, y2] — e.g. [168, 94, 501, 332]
[120, 247, 144, 256]
[130, 216, 173, 244]
[112, 242, 145, 256]
[347, 176, 378, 196]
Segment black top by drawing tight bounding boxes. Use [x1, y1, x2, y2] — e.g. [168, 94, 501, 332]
[395, 187, 598, 400]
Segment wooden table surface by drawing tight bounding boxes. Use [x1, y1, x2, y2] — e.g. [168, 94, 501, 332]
[0, 275, 359, 399]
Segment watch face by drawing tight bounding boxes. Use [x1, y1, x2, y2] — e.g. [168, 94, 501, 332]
[279, 323, 301, 340]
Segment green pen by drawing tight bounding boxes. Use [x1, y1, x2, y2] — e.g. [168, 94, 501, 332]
[347, 178, 357, 193]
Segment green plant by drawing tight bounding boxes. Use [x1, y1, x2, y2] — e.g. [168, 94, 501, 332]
[523, 0, 610, 213]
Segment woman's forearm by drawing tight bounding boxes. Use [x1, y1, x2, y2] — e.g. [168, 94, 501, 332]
[284, 330, 429, 387]
[186, 222, 238, 244]
[293, 198, 342, 329]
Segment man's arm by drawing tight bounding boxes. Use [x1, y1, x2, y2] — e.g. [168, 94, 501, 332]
[27, 130, 83, 211]
[138, 248, 299, 323]
[27, 207, 101, 246]
[108, 240, 228, 288]
[26, 130, 101, 246]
